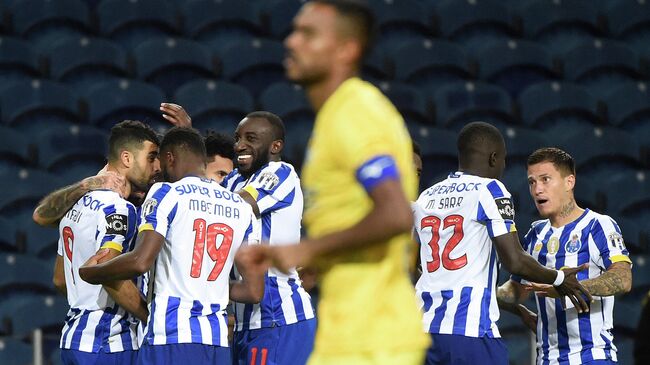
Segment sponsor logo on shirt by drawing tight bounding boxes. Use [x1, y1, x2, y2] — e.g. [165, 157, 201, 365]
[106, 214, 128, 235]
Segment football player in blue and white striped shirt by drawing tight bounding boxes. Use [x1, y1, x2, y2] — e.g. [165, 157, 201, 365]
[223, 112, 316, 365]
[498, 148, 632, 365]
[413, 123, 592, 365]
[47, 120, 160, 364]
[79, 127, 266, 364]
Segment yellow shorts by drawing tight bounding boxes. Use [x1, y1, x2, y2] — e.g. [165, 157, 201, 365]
[307, 349, 425, 365]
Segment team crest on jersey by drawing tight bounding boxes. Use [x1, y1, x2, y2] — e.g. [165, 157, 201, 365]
[533, 241, 543, 252]
[142, 198, 158, 217]
[608, 232, 626, 251]
[547, 237, 560, 255]
[258, 172, 280, 190]
[565, 234, 582, 254]
[105, 214, 128, 235]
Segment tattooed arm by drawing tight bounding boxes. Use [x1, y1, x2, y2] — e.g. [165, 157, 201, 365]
[33, 172, 127, 227]
[581, 262, 632, 296]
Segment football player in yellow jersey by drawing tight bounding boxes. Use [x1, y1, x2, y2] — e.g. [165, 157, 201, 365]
[240, 0, 430, 364]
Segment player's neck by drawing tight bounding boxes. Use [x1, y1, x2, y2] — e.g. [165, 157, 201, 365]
[549, 199, 584, 228]
[105, 164, 132, 198]
[306, 69, 357, 112]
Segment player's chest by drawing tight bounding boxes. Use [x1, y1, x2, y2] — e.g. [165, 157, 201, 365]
[530, 230, 593, 267]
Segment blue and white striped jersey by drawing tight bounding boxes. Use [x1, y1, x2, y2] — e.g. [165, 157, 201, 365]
[413, 172, 517, 338]
[139, 176, 258, 347]
[58, 190, 139, 353]
[513, 209, 631, 365]
[222, 161, 314, 331]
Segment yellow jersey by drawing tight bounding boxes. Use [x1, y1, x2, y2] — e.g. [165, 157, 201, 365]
[301, 77, 430, 355]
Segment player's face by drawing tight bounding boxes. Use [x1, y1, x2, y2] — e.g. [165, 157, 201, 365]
[206, 154, 234, 183]
[527, 161, 573, 218]
[127, 141, 159, 191]
[234, 117, 276, 177]
[284, 3, 341, 85]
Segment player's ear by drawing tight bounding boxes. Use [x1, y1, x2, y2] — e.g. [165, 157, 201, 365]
[270, 140, 283, 155]
[565, 174, 576, 191]
[120, 150, 132, 168]
[488, 151, 498, 167]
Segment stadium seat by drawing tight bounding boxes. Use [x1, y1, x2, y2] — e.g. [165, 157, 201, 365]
[391, 39, 472, 93]
[430, 81, 514, 130]
[557, 126, 641, 182]
[7, 295, 68, 337]
[83, 79, 167, 133]
[518, 0, 601, 56]
[260, 0, 303, 39]
[602, 170, 650, 216]
[517, 81, 602, 129]
[406, 125, 458, 187]
[44, 37, 129, 90]
[562, 39, 642, 99]
[502, 126, 547, 164]
[133, 38, 215, 96]
[606, 0, 650, 51]
[180, 0, 262, 50]
[631, 254, 650, 292]
[173, 79, 254, 133]
[369, 0, 431, 51]
[433, 0, 515, 50]
[97, 0, 179, 49]
[9, 0, 91, 49]
[0, 217, 20, 253]
[35, 125, 107, 173]
[0, 169, 57, 217]
[0, 80, 79, 133]
[0, 337, 32, 365]
[0, 127, 35, 172]
[0, 253, 53, 294]
[617, 217, 647, 254]
[474, 40, 558, 97]
[259, 82, 313, 124]
[283, 120, 313, 171]
[217, 38, 285, 96]
[362, 45, 391, 82]
[0, 37, 41, 84]
[377, 81, 431, 125]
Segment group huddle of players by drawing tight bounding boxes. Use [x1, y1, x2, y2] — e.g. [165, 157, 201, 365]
[31, 1, 633, 365]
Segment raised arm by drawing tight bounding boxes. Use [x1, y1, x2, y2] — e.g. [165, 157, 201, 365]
[33, 172, 126, 226]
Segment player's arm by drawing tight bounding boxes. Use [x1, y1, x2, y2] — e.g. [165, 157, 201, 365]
[79, 230, 163, 284]
[33, 172, 126, 226]
[229, 251, 265, 304]
[92, 247, 149, 322]
[237, 190, 261, 218]
[52, 255, 66, 296]
[496, 279, 537, 332]
[529, 262, 632, 298]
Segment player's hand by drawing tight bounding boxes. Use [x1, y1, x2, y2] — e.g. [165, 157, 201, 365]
[235, 245, 272, 277]
[160, 103, 192, 127]
[553, 263, 592, 313]
[82, 248, 111, 268]
[82, 172, 128, 198]
[268, 243, 315, 274]
[525, 282, 560, 298]
[517, 305, 538, 334]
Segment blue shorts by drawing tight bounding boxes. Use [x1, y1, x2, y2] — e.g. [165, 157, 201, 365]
[426, 333, 508, 365]
[61, 348, 137, 365]
[136, 343, 231, 365]
[233, 318, 317, 365]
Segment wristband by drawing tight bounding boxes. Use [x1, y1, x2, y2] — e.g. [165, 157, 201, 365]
[552, 269, 565, 286]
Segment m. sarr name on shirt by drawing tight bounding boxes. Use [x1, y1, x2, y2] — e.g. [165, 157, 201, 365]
[189, 199, 241, 218]
[424, 182, 482, 196]
[175, 183, 243, 203]
[425, 196, 464, 210]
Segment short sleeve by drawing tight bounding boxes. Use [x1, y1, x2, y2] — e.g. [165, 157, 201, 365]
[98, 199, 137, 253]
[591, 216, 632, 269]
[476, 180, 517, 238]
[241, 163, 297, 215]
[139, 183, 178, 238]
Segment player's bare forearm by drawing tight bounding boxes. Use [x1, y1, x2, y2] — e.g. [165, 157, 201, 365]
[581, 262, 632, 296]
[53, 255, 67, 296]
[80, 231, 163, 284]
[497, 280, 528, 314]
[230, 280, 264, 304]
[307, 179, 413, 257]
[104, 280, 149, 322]
[33, 174, 125, 226]
[237, 189, 261, 218]
[492, 233, 557, 284]
[231, 248, 266, 303]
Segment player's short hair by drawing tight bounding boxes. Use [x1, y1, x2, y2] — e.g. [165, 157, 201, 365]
[108, 120, 159, 162]
[204, 131, 235, 160]
[245, 111, 285, 142]
[457, 121, 504, 158]
[160, 127, 206, 159]
[412, 141, 421, 158]
[311, 0, 376, 58]
[527, 147, 576, 177]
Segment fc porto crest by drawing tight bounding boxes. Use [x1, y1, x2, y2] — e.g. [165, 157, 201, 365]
[547, 237, 560, 255]
[565, 233, 582, 254]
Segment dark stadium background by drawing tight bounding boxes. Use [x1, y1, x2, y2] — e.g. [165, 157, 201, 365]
[0, 0, 648, 364]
